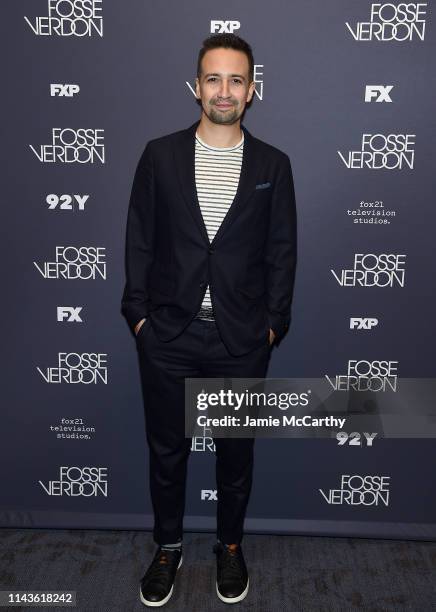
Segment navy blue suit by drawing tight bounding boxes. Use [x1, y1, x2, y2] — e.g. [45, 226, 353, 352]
[121, 119, 297, 356]
[121, 120, 297, 545]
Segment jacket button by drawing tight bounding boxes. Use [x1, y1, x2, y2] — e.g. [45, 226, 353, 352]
[208, 248, 214, 254]
[199, 282, 206, 288]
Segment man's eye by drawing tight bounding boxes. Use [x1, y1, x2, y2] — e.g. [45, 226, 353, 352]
[207, 78, 242, 84]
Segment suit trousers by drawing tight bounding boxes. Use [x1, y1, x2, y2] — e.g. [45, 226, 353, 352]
[136, 315, 271, 545]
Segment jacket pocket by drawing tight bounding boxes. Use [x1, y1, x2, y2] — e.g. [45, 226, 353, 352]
[236, 283, 265, 299]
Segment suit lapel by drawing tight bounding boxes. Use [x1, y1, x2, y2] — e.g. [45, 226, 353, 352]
[174, 119, 261, 247]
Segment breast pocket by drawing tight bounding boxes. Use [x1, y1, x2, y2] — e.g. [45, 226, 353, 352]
[249, 184, 272, 216]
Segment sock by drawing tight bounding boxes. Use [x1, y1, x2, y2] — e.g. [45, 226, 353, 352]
[217, 539, 238, 548]
[160, 540, 182, 551]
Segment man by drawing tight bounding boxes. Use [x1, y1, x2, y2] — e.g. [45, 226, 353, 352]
[121, 33, 297, 606]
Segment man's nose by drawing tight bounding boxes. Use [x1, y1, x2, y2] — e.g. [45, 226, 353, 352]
[219, 80, 230, 97]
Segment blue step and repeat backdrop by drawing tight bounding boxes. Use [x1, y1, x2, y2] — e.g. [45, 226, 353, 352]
[2, 1, 436, 539]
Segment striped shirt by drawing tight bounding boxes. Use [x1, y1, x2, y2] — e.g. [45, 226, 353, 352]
[194, 130, 244, 320]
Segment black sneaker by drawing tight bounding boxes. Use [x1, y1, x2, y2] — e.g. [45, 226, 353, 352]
[139, 547, 183, 607]
[213, 542, 249, 604]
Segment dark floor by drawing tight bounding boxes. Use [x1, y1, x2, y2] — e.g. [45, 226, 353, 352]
[0, 529, 435, 611]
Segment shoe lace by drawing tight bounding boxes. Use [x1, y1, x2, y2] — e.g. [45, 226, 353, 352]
[146, 550, 177, 585]
[220, 544, 243, 579]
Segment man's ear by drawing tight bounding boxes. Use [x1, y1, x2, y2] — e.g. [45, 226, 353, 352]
[195, 77, 200, 99]
[246, 81, 256, 103]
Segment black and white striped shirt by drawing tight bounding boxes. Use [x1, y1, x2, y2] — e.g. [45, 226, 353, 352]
[194, 130, 244, 320]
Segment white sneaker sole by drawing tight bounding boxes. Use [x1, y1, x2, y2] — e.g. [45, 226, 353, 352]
[139, 555, 183, 607]
[216, 577, 249, 604]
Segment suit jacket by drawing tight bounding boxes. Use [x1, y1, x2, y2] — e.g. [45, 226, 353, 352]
[121, 119, 297, 356]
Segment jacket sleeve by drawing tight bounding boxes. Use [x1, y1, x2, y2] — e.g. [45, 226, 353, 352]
[121, 142, 156, 332]
[265, 153, 298, 342]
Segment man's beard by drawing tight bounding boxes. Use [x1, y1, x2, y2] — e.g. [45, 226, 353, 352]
[207, 101, 241, 125]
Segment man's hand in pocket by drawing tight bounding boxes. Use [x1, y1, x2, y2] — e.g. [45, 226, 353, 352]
[134, 318, 146, 336]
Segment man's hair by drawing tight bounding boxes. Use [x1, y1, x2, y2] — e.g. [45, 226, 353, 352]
[196, 33, 254, 83]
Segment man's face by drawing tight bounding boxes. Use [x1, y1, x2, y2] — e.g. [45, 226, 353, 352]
[195, 48, 255, 126]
